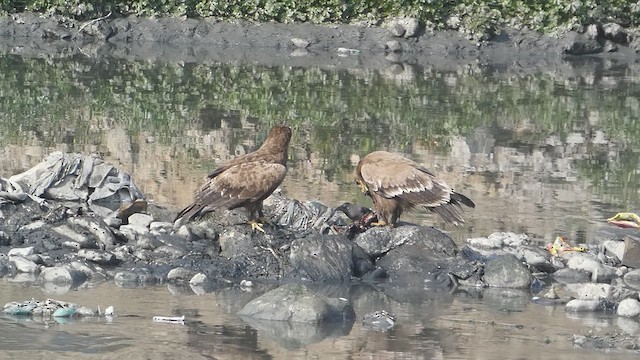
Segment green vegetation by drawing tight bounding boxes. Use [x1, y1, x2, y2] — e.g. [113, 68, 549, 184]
[1, 0, 639, 40]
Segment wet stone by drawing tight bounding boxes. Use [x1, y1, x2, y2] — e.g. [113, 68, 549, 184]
[154, 245, 185, 259]
[577, 283, 638, 302]
[77, 249, 118, 266]
[565, 299, 603, 312]
[361, 310, 396, 332]
[565, 253, 615, 282]
[552, 268, 591, 283]
[238, 283, 355, 323]
[167, 267, 197, 283]
[174, 224, 194, 241]
[9, 256, 39, 273]
[483, 254, 531, 288]
[618, 298, 640, 317]
[41, 266, 87, 285]
[623, 269, 640, 290]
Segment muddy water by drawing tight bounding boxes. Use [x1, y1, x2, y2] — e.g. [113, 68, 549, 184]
[2, 53, 640, 358]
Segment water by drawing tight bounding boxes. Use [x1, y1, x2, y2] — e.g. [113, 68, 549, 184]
[2, 51, 640, 358]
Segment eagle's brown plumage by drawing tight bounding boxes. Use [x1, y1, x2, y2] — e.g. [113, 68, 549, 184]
[354, 151, 475, 227]
[175, 125, 291, 231]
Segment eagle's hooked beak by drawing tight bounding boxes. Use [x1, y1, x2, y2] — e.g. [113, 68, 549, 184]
[355, 179, 368, 194]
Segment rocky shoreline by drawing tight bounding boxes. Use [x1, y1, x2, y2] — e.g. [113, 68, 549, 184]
[1, 12, 639, 73]
[2, 152, 640, 350]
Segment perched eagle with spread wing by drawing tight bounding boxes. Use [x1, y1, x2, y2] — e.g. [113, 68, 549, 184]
[354, 151, 475, 227]
[175, 125, 291, 232]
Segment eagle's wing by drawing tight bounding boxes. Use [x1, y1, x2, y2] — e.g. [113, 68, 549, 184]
[358, 153, 453, 207]
[177, 161, 287, 221]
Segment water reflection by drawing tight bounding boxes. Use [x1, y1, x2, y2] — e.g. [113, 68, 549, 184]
[3, 51, 640, 358]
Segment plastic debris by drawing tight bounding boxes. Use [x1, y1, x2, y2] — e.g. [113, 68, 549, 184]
[152, 315, 185, 324]
[3, 151, 144, 204]
[52, 307, 77, 318]
[3, 298, 110, 321]
[545, 236, 588, 256]
[607, 212, 640, 229]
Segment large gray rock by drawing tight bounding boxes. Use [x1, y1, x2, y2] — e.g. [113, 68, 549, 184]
[354, 227, 393, 257]
[41, 266, 87, 285]
[287, 234, 354, 282]
[374, 226, 458, 281]
[483, 254, 531, 288]
[565, 299, 604, 312]
[552, 268, 591, 284]
[237, 284, 355, 323]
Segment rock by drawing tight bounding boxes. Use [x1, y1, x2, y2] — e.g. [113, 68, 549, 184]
[9, 256, 39, 273]
[602, 240, 624, 262]
[219, 230, 253, 258]
[624, 269, 640, 290]
[174, 225, 194, 241]
[51, 224, 96, 248]
[576, 283, 637, 302]
[237, 284, 355, 323]
[154, 245, 185, 259]
[69, 261, 102, 279]
[552, 268, 591, 283]
[41, 266, 87, 285]
[189, 222, 218, 241]
[385, 40, 402, 53]
[189, 272, 208, 285]
[77, 249, 118, 266]
[618, 298, 640, 317]
[291, 37, 310, 48]
[398, 17, 421, 38]
[114, 268, 160, 285]
[622, 236, 640, 268]
[565, 299, 603, 312]
[167, 267, 196, 282]
[361, 310, 396, 332]
[149, 221, 172, 234]
[585, 24, 602, 39]
[68, 217, 118, 249]
[565, 253, 615, 282]
[483, 254, 531, 288]
[128, 213, 153, 228]
[353, 227, 393, 257]
[564, 32, 603, 55]
[602, 23, 630, 44]
[120, 224, 150, 236]
[466, 235, 503, 250]
[8, 246, 35, 257]
[515, 247, 553, 273]
[288, 234, 354, 282]
[389, 24, 405, 37]
[373, 226, 458, 283]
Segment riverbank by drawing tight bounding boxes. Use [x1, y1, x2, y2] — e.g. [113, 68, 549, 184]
[0, 12, 639, 74]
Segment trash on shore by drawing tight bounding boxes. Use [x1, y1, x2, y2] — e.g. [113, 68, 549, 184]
[152, 315, 185, 324]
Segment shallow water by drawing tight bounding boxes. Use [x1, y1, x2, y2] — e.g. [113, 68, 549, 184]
[1, 281, 639, 359]
[2, 51, 640, 358]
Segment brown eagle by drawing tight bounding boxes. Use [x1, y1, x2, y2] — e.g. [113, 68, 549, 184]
[175, 125, 292, 232]
[354, 151, 475, 227]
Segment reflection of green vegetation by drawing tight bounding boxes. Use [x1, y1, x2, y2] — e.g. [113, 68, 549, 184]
[3, 54, 640, 191]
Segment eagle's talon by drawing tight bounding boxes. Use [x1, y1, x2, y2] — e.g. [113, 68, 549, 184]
[249, 220, 266, 233]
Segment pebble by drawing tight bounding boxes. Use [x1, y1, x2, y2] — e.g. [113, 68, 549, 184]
[617, 298, 640, 317]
